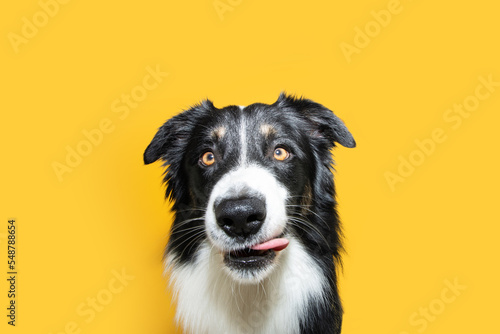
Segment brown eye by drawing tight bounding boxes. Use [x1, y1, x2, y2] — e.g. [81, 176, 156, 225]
[273, 147, 290, 161]
[200, 151, 216, 166]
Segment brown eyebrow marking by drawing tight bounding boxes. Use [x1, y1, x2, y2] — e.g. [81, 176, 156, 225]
[260, 123, 276, 138]
[211, 126, 226, 140]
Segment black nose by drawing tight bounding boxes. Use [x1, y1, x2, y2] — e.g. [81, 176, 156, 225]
[215, 198, 266, 239]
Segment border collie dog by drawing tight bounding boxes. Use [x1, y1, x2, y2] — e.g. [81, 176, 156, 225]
[144, 93, 355, 334]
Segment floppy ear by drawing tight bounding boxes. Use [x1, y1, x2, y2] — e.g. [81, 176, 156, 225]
[144, 122, 172, 165]
[143, 116, 186, 165]
[143, 100, 215, 165]
[276, 93, 356, 148]
[308, 107, 356, 148]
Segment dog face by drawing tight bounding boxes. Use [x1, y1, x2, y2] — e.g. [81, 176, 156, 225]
[144, 93, 355, 283]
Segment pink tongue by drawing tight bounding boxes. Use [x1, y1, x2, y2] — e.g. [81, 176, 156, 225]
[251, 238, 289, 252]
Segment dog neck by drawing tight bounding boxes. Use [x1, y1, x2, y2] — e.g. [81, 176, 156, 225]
[166, 237, 327, 334]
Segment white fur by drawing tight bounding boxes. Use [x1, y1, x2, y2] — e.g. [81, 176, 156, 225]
[205, 165, 288, 268]
[239, 113, 248, 166]
[167, 237, 327, 334]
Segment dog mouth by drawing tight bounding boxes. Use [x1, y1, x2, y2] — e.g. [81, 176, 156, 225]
[224, 248, 275, 266]
[223, 238, 289, 273]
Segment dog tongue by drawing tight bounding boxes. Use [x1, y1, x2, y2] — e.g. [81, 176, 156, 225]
[251, 238, 289, 252]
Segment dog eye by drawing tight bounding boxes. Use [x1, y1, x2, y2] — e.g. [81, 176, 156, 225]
[273, 147, 290, 161]
[200, 151, 216, 166]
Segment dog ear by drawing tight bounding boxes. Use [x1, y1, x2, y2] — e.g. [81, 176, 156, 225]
[143, 120, 175, 165]
[144, 100, 214, 165]
[276, 93, 356, 148]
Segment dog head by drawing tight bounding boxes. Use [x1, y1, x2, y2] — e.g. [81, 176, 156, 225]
[144, 93, 355, 283]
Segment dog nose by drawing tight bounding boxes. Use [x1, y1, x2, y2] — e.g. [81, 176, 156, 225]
[215, 198, 266, 239]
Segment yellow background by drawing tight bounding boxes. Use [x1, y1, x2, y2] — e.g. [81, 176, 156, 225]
[2, 0, 499, 333]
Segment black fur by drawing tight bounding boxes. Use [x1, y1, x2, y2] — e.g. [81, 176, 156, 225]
[145, 93, 355, 334]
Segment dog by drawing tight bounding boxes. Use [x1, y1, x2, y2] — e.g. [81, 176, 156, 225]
[144, 93, 355, 334]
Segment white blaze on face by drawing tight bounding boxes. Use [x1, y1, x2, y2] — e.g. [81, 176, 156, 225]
[239, 105, 248, 166]
[204, 106, 290, 281]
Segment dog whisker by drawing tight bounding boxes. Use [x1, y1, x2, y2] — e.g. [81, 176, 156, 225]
[174, 207, 207, 215]
[170, 230, 206, 259]
[169, 225, 204, 236]
[169, 217, 205, 232]
[285, 204, 331, 229]
[287, 217, 330, 247]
